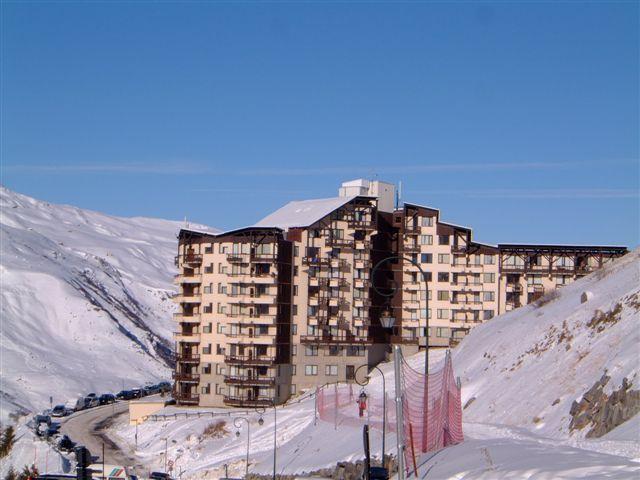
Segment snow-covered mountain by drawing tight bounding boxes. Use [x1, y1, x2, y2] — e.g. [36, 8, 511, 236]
[0, 186, 212, 418]
[112, 248, 639, 479]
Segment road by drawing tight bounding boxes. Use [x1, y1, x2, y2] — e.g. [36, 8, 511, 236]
[59, 401, 140, 469]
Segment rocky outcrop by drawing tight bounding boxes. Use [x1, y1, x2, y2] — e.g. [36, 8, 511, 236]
[569, 374, 640, 438]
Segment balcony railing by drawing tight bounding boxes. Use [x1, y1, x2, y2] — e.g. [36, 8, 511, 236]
[403, 244, 420, 253]
[250, 253, 277, 263]
[176, 254, 203, 266]
[403, 224, 421, 235]
[224, 375, 276, 386]
[176, 393, 200, 405]
[223, 395, 275, 407]
[300, 334, 372, 345]
[348, 219, 376, 230]
[173, 313, 201, 322]
[302, 256, 331, 266]
[390, 335, 419, 345]
[173, 372, 200, 383]
[224, 354, 276, 365]
[176, 353, 200, 363]
[227, 253, 249, 263]
[324, 237, 354, 247]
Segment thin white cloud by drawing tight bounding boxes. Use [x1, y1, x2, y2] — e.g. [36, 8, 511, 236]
[407, 188, 640, 199]
[2, 163, 204, 174]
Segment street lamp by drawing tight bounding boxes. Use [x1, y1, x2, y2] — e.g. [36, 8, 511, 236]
[371, 255, 430, 452]
[233, 417, 251, 477]
[354, 364, 387, 466]
[256, 402, 277, 480]
[379, 309, 396, 330]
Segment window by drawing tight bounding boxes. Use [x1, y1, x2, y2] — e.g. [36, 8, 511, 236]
[436, 327, 449, 338]
[483, 310, 494, 320]
[217, 283, 227, 294]
[294, 266, 298, 276]
[437, 309, 449, 320]
[438, 272, 449, 282]
[293, 286, 298, 296]
[217, 303, 226, 314]
[420, 253, 433, 264]
[421, 216, 433, 227]
[346, 365, 355, 380]
[527, 275, 543, 285]
[483, 291, 495, 302]
[294, 246, 299, 257]
[305, 365, 318, 376]
[483, 273, 495, 283]
[292, 345, 297, 356]
[331, 229, 344, 239]
[292, 365, 296, 375]
[292, 324, 297, 335]
[420, 235, 433, 245]
[325, 365, 338, 376]
[484, 254, 495, 265]
[438, 253, 450, 264]
[437, 290, 449, 301]
[305, 345, 318, 356]
[328, 345, 341, 356]
[202, 384, 211, 394]
[293, 305, 298, 316]
[438, 235, 450, 245]
[291, 384, 297, 395]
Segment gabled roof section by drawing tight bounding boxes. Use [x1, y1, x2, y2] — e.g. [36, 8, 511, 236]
[254, 195, 363, 229]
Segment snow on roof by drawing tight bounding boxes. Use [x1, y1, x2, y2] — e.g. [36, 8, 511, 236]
[254, 195, 359, 229]
[341, 179, 370, 188]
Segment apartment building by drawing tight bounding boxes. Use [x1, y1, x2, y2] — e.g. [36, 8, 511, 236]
[173, 179, 627, 407]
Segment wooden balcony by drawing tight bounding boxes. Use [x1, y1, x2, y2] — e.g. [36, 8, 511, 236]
[223, 395, 275, 408]
[390, 335, 419, 345]
[224, 376, 276, 386]
[176, 393, 200, 405]
[176, 353, 200, 363]
[303, 256, 331, 266]
[300, 334, 372, 345]
[227, 253, 249, 263]
[403, 244, 420, 253]
[174, 274, 202, 285]
[224, 354, 276, 366]
[173, 372, 200, 383]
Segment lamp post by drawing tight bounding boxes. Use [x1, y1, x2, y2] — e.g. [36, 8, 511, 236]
[256, 402, 277, 480]
[354, 364, 387, 464]
[371, 255, 430, 452]
[233, 417, 251, 478]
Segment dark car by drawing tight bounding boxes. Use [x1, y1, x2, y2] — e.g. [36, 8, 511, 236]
[149, 473, 173, 480]
[143, 385, 160, 396]
[45, 423, 61, 437]
[116, 390, 136, 400]
[86, 393, 97, 398]
[157, 382, 171, 393]
[34, 414, 52, 426]
[51, 405, 69, 417]
[130, 388, 143, 398]
[58, 435, 76, 452]
[99, 394, 116, 405]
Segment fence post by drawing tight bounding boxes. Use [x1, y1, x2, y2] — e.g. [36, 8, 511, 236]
[334, 383, 338, 431]
[393, 345, 406, 480]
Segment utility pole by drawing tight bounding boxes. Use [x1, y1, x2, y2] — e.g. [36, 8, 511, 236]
[393, 346, 406, 480]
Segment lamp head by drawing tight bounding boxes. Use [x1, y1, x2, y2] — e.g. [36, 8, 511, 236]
[380, 309, 395, 329]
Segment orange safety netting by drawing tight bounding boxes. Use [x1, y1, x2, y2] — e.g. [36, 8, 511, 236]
[316, 350, 463, 471]
[401, 350, 463, 468]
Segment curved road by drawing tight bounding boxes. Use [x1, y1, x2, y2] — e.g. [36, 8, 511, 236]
[59, 401, 141, 470]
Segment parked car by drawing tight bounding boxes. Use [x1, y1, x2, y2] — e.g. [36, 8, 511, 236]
[99, 393, 116, 405]
[149, 472, 173, 480]
[45, 423, 61, 438]
[157, 382, 171, 393]
[143, 385, 160, 396]
[58, 435, 76, 453]
[86, 393, 97, 398]
[85, 396, 99, 408]
[34, 414, 52, 426]
[51, 405, 69, 417]
[116, 390, 136, 400]
[130, 388, 143, 398]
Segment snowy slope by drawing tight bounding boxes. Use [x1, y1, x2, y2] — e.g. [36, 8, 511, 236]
[0, 186, 215, 418]
[453, 247, 640, 439]
[108, 249, 639, 479]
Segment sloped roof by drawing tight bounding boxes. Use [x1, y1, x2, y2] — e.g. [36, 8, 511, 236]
[254, 195, 360, 229]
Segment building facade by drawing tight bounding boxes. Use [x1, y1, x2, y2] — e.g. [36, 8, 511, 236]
[173, 179, 627, 407]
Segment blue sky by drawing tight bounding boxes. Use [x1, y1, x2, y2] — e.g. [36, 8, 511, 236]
[1, 1, 638, 247]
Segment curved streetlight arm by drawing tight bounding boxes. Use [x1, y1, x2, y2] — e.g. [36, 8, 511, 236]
[233, 417, 250, 477]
